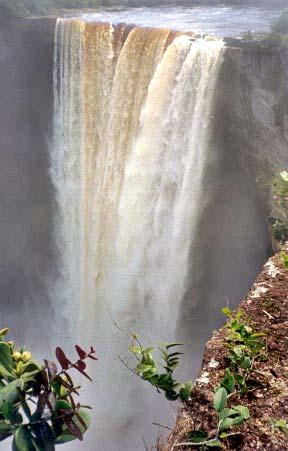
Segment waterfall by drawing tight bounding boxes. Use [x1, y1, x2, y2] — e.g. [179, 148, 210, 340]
[50, 18, 225, 450]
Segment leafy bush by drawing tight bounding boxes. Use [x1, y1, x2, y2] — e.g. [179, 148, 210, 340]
[271, 10, 288, 35]
[0, 328, 97, 449]
[222, 308, 266, 393]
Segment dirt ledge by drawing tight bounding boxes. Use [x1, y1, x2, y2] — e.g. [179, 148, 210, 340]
[164, 244, 288, 451]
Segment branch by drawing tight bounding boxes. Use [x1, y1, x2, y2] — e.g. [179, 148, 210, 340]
[118, 355, 138, 377]
[152, 422, 172, 431]
[172, 436, 218, 448]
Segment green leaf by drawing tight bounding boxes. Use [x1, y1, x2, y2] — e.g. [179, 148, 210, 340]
[241, 356, 251, 369]
[206, 439, 222, 448]
[159, 349, 169, 360]
[187, 430, 207, 442]
[166, 362, 179, 371]
[55, 409, 90, 444]
[21, 361, 42, 381]
[0, 421, 14, 433]
[179, 381, 193, 401]
[0, 420, 14, 441]
[167, 352, 184, 358]
[14, 425, 36, 450]
[213, 388, 227, 413]
[55, 399, 71, 415]
[220, 368, 235, 394]
[137, 364, 153, 373]
[167, 360, 180, 369]
[0, 379, 23, 406]
[219, 408, 238, 421]
[0, 343, 16, 379]
[219, 415, 245, 431]
[158, 374, 173, 386]
[234, 405, 250, 420]
[165, 390, 178, 401]
[2, 400, 22, 424]
[222, 307, 232, 317]
[251, 332, 266, 339]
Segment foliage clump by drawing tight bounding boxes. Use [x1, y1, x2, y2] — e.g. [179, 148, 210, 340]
[128, 335, 192, 402]
[0, 327, 97, 450]
[222, 307, 266, 393]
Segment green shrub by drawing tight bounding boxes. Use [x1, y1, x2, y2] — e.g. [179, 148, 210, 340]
[0, 328, 97, 449]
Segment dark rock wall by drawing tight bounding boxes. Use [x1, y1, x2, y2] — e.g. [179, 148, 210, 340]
[0, 17, 56, 351]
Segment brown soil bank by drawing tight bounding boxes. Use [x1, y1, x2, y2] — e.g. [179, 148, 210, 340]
[164, 245, 288, 450]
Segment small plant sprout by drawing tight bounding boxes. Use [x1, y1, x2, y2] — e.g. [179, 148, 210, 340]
[270, 418, 288, 435]
[0, 328, 97, 450]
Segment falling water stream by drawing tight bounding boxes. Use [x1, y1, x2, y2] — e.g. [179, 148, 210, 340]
[50, 18, 225, 450]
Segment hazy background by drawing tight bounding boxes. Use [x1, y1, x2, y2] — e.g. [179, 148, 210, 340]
[1, 0, 287, 17]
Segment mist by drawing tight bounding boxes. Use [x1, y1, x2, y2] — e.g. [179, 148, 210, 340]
[1, 0, 288, 18]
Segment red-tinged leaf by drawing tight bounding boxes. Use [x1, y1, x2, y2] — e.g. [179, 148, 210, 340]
[44, 359, 58, 380]
[90, 346, 97, 356]
[73, 364, 92, 381]
[36, 368, 49, 389]
[55, 347, 71, 370]
[68, 393, 76, 410]
[64, 417, 83, 441]
[75, 345, 86, 360]
[75, 360, 86, 371]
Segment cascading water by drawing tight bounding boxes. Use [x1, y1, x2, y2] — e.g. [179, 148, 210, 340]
[50, 17, 225, 450]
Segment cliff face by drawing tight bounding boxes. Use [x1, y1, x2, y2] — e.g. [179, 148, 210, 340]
[175, 41, 288, 367]
[165, 244, 288, 450]
[225, 43, 288, 174]
[0, 17, 56, 348]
